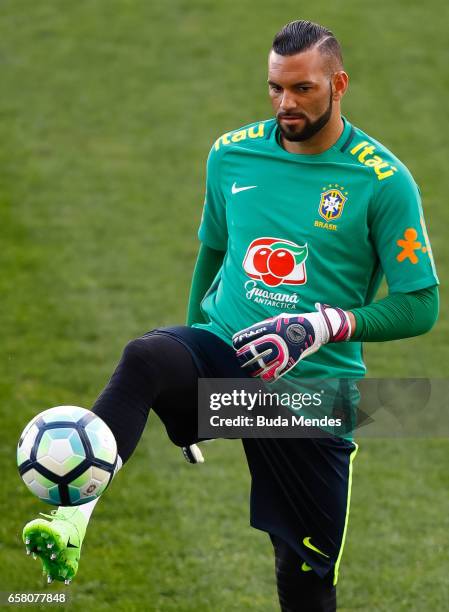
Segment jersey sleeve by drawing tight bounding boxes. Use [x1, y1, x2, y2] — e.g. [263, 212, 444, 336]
[198, 145, 228, 250]
[369, 165, 439, 293]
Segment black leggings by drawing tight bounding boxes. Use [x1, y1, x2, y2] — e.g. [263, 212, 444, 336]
[270, 534, 336, 612]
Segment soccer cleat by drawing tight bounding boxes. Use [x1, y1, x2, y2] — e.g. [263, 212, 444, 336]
[22, 507, 88, 583]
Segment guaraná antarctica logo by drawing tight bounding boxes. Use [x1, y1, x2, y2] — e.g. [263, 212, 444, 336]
[242, 237, 308, 310]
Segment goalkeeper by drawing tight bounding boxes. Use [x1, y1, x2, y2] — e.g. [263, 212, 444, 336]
[23, 19, 438, 612]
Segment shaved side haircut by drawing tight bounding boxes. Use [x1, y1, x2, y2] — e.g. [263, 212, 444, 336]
[272, 20, 343, 73]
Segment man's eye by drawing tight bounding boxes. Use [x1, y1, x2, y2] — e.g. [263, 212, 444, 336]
[270, 85, 282, 93]
[296, 86, 311, 92]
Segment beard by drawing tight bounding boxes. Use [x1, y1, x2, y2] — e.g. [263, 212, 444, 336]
[277, 85, 333, 142]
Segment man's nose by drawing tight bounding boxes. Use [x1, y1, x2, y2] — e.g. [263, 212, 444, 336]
[280, 91, 297, 111]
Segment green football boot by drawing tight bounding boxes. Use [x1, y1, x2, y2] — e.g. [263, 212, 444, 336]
[22, 507, 88, 584]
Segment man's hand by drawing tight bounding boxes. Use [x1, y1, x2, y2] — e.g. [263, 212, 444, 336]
[232, 304, 351, 382]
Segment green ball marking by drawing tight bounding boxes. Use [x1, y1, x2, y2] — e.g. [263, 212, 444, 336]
[37, 431, 52, 456]
[34, 471, 57, 488]
[48, 485, 62, 504]
[70, 470, 91, 488]
[67, 486, 81, 504]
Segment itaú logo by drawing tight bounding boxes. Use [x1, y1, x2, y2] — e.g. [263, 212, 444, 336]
[242, 237, 308, 287]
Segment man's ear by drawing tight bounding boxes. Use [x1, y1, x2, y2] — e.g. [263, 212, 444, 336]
[332, 71, 349, 101]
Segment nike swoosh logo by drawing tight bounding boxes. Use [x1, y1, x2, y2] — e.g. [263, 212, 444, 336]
[303, 537, 330, 558]
[301, 562, 312, 572]
[67, 538, 78, 548]
[231, 182, 257, 194]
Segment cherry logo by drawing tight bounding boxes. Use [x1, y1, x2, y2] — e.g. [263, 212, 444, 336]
[243, 238, 308, 287]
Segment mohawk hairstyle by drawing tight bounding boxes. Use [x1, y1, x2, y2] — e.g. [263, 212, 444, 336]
[272, 20, 343, 71]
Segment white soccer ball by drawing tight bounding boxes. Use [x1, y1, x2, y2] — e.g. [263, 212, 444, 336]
[17, 406, 117, 506]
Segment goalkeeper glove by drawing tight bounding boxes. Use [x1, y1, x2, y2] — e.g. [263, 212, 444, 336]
[232, 303, 351, 383]
[182, 444, 205, 464]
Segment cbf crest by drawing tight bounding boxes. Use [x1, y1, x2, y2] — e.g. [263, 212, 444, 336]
[318, 184, 348, 221]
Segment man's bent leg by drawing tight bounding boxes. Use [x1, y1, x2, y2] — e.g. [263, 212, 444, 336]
[92, 331, 201, 462]
[23, 329, 202, 582]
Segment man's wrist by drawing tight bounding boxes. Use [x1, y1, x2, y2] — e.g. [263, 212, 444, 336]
[347, 311, 356, 338]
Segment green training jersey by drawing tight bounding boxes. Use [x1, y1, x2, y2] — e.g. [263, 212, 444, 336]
[194, 117, 438, 379]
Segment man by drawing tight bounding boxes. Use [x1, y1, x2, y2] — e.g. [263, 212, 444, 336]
[23, 20, 438, 611]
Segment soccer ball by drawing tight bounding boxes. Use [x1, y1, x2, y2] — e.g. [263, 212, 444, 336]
[17, 406, 117, 506]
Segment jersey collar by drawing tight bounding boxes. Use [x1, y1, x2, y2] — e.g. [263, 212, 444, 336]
[272, 116, 353, 161]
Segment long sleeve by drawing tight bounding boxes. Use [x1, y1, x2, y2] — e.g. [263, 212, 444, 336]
[186, 243, 226, 326]
[350, 285, 439, 342]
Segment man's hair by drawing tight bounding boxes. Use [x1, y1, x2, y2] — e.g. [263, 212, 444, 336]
[272, 20, 343, 71]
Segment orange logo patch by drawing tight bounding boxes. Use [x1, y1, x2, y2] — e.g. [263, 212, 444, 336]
[396, 228, 427, 264]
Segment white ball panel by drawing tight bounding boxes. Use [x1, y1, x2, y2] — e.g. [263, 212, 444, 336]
[21, 469, 52, 501]
[91, 466, 112, 483]
[85, 417, 117, 462]
[18, 424, 40, 461]
[48, 438, 74, 464]
[28, 479, 52, 501]
[22, 468, 38, 485]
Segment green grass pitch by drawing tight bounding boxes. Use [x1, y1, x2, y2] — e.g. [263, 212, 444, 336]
[0, 1, 448, 610]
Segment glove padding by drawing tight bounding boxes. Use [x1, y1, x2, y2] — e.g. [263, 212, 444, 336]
[232, 303, 351, 382]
